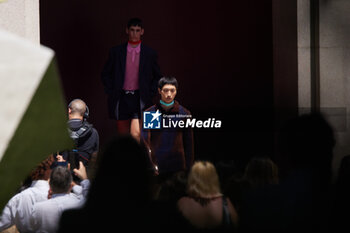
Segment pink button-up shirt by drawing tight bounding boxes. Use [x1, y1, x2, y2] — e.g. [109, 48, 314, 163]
[123, 43, 141, 91]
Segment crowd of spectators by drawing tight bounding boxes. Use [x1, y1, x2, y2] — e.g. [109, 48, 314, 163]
[0, 112, 347, 233]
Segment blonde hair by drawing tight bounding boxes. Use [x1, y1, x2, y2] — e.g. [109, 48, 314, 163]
[187, 161, 221, 198]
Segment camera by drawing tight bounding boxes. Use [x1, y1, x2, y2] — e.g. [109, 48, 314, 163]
[52, 150, 88, 184]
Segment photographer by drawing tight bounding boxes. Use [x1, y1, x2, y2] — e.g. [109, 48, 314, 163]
[30, 165, 89, 232]
[55, 150, 89, 185]
[51, 156, 90, 197]
[67, 99, 99, 167]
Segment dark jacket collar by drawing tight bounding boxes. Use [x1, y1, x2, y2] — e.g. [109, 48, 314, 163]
[67, 119, 93, 139]
[67, 119, 84, 130]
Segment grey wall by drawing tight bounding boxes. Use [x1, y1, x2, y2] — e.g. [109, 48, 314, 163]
[298, 0, 350, 180]
[319, 0, 350, 179]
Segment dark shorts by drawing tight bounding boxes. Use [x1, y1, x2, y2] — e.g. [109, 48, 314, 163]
[118, 90, 141, 120]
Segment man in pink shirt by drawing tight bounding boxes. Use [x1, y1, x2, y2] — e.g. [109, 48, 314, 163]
[102, 18, 162, 141]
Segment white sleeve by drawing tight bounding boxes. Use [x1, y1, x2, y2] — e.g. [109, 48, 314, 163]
[80, 179, 91, 198]
[71, 179, 90, 199]
[72, 185, 83, 196]
[29, 204, 40, 232]
[0, 195, 18, 231]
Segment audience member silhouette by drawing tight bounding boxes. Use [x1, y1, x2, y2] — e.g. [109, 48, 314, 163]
[239, 112, 335, 233]
[332, 154, 350, 232]
[214, 160, 244, 214]
[148, 170, 190, 233]
[0, 155, 54, 232]
[215, 160, 240, 192]
[177, 161, 238, 232]
[223, 156, 278, 216]
[156, 170, 188, 203]
[57, 135, 156, 232]
[243, 156, 278, 190]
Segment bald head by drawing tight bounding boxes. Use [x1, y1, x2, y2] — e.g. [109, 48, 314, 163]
[68, 99, 87, 119]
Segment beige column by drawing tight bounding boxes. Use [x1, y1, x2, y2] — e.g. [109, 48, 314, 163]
[0, 0, 40, 44]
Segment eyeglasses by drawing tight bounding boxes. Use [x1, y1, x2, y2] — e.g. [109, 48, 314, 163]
[161, 88, 176, 93]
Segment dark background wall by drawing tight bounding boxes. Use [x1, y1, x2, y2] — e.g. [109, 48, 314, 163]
[40, 0, 277, 171]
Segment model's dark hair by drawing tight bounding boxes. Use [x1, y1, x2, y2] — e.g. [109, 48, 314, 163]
[158, 76, 178, 89]
[127, 17, 143, 29]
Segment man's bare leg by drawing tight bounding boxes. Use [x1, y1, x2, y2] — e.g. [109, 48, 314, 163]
[116, 119, 131, 135]
[130, 118, 141, 143]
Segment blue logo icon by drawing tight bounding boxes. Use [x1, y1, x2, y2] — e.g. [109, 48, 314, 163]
[143, 110, 162, 129]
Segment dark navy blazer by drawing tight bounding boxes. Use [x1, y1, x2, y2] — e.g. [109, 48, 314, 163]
[101, 43, 162, 119]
